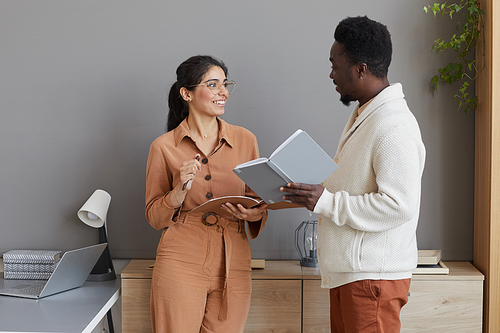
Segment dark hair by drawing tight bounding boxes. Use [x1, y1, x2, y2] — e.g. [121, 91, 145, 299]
[166, 55, 228, 132]
[334, 16, 392, 79]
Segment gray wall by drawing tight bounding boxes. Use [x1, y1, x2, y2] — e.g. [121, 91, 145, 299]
[0, 0, 474, 261]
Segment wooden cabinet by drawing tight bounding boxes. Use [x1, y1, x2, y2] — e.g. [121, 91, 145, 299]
[122, 260, 483, 333]
[121, 259, 154, 333]
[121, 260, 304, 333]
[245, 280, 301, 332]
[400, 262, 484, 332]
[301, 262, 484, 333]
[245, 261, 302, 332]
[302, 278, 330, 333]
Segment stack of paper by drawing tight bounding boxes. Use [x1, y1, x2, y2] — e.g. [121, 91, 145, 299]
[413, 250, 449, 275]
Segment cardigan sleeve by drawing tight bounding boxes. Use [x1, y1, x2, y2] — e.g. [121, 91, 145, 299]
[314, 124, 425, 233]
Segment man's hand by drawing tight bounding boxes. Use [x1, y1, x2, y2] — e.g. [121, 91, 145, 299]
[280, 183, 324, 211]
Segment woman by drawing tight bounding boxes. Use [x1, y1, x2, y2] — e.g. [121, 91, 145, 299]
[145, 55, 268, 333]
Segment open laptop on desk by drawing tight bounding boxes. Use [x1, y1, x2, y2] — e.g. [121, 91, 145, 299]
[0, 243, 106, 299]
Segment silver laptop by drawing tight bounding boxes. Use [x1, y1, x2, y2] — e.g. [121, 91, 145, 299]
[0, 243, 107, 299]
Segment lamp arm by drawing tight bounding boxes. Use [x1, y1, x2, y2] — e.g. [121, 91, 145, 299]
[98, 226, 115, 272]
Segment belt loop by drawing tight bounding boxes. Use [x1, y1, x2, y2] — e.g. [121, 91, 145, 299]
[176, 210, 185, 224]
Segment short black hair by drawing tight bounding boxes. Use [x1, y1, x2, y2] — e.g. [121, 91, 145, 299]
[334, 16, 392, 79]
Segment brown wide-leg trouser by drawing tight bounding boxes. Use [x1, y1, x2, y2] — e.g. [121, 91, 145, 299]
[151, 214, 252, 333]
[330, 278, 411, 333]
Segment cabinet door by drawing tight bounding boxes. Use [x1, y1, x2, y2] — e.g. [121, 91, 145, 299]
[122, 278, 152, 333]
[123, 278, 302, 333]
[303, 278, 484, 333]
[245, 279, 302, 333]
[303, 280, 330, 332]
[401, 280, 483, 332]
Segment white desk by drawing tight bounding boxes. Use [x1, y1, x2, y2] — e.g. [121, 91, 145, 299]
[0, 279, 120, 333]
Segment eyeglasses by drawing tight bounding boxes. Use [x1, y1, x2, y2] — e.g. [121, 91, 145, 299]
[189, 80, 236, 95]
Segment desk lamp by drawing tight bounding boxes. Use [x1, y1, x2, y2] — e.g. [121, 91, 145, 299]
[295, 220, 318, 267]
[77, 189, 116, 281]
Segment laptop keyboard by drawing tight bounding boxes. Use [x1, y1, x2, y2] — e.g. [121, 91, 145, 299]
[6, 283, 45, 296]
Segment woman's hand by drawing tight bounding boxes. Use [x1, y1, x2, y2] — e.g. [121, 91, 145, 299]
[179, 154, 202, 192]
[221, 202, 268, 222]
[170, 154, 202, 206]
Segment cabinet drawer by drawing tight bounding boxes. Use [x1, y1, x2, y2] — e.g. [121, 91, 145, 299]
[401, 280, 483, 332]
[122, 278, 152, 333]
[303, 280, 330, 333]
[245, 279, 302, 333]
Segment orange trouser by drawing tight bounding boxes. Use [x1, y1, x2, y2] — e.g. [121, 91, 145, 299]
[330, 278, 411, 333]
[151, 213, 252, 333]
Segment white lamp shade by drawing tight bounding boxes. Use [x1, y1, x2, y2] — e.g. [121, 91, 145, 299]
[77, 189, 111, 228]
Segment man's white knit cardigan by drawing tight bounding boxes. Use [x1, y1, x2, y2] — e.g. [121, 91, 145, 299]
[313, 83, 426, 289]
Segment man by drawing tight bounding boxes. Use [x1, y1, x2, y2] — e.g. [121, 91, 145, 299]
[281, 16, 426, 332]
